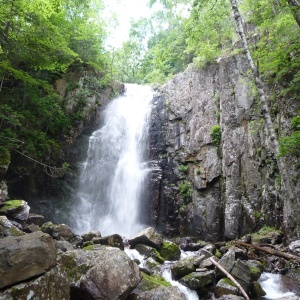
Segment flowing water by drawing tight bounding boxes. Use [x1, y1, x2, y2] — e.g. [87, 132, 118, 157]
[72, 84, 154, 237]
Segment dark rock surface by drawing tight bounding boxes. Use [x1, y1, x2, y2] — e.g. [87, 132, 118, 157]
[0, 231, 57, 289]
[128, 227, 163, 250]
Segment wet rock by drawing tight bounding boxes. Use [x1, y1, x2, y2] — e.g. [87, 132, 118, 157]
[0, 231, 57, 289]
[231, 259, 252, 293]
[144, 257, 162, 275]
[134, 286, 186, 300]
[23, 223, 40, 233]
[170, 255, 197, 279]
[0, 200, 30, 222]
[251, 281, 266, 298]
[78, 247, 141, 300]
[27, 213, 45, 226]
[159, 240, 181, 261]
[288, 240, 300, 255]
[217, 296, 245, 300]
[215, 278, 239, 298]
[93, 233, 124, 250]
[276, 296, 300, 300]
[56, 240, 75, 252]
[41, 221, 83, 246]
[0, 215, 25, 238]
[0, 265, 70, 300]
[136, 244, 165, 264]
[82, 230, 101, 242]
[246, 260, 263, 281]
[179, 270, 215, 290]
[0, 181, 8, 205]
[219, 250, 235, 273]
[128, 227, 163, 250]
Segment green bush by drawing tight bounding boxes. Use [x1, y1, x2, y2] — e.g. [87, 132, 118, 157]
[178, 180, 193, 198]
[210, 124, 221, 145]
[178, 165, 189, 174]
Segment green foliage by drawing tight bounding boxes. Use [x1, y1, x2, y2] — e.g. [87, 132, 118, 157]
[210, 125, 221, 145]
[279, 111, 300, 156]
[178, 164, 189, 174]
[178, 180, 193, 198]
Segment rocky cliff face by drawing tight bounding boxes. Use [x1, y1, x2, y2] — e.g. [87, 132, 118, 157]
[150, 54, 300, 241]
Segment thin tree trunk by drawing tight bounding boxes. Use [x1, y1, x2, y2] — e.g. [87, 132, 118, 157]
[233, 241, 300, 262]
[229, 0, 299, 238]
[287, 0, 300, 27]
[209, 257, 250, 300]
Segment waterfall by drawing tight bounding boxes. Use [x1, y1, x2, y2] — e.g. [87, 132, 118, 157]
[72, 84, 154, 237]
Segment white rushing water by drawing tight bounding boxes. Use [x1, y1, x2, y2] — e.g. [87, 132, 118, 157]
[259, 272, 296, 299]
[73, 84, 154, 237]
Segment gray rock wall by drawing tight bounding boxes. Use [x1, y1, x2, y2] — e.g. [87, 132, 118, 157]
[150, 54, 299, 241]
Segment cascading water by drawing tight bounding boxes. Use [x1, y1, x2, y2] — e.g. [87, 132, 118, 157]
[72, 84, 154, 237]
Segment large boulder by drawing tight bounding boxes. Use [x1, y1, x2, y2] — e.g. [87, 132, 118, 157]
[59, 246, 142, 299]
[0, 231, 57, 289]
[128, 227, 163, 250]
[0, 215, 25, 238]
[159, 241, 181, 261]
[230, 259, 252, 293]
[41, 221, 83, 245]
[0, 200, 30, 222]
[93, 233, 124, 250]
[179, 270, 215, 290]
[134, 286, 186, 300]
[215, 278, 239, 298]
[288, 240, 300, 255]
[0, 265, 70, 300]
[170, 255, 197, 280]
[136, 244, 165, 264]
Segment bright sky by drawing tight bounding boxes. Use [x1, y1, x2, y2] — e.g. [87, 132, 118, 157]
[103, 0, 152, 48]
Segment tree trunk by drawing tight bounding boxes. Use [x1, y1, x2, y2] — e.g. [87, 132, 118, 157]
[229, 0, 299, 239]
[287, 0, 300, 27]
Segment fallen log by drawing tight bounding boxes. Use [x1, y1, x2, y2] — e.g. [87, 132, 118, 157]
[209, 257, 250, 300]
[232, 241, 300, 263]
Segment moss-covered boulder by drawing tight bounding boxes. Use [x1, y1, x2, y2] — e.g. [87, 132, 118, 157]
[133, 286, 186, 300]
[250, 226, 283, 244]
[92, 233, 124, 250]
[159, 241, 181, 261]
[41, 221, 82, 246]
[0, 216, 25, 238]
[0, 200, 30, 222]
[179, 270, 215, 290]
[246, 260, 263, 281]
[128, 227, 163, 250]
[215, 278, 239, 298]
[251, 281, 266, 298]
[132, 272, 171, 294]
[170, 255, 197, 280]
[136, 244, 165, 264]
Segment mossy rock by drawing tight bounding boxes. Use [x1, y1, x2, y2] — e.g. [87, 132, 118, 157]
[250, 226, 282, 244]
[139, 272, 171, 291]
[159, 241, 181, 261]
[136, 244, 165, 264]
[0, 200, 24, 213]
[0, 216, 25, 238]
[251, 281, 266, 298]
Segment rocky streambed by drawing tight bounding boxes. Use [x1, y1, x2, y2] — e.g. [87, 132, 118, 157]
[1, 199, 300, 300]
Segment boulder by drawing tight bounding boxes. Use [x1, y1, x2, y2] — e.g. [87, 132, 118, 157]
[93, 233, 124, 250]
[179, 270, 215, 290]
[136, 244, 165, 264]
[0, 265, 69, 300]
[215, 278, 239, 298]
[59, 246, 142, 299]
[246, 260, 263, 281]
[134, 286, 186, 300]
[0, 200, 30, 222]
[0, 231, 57, 289]
[82, 230, 101, 242]
[128, 227, 163, 250]
[0, 215, 25, 238]
[144, 257, 162, 275]
[41, 221, 83, 245]
[56, 240, 75, 252]
[23, 223, 40, 233]
[288, 240, 300, 255]
[217, 296, 245, 300]
[27, 213, 45, 226]
[159, 241, 181, 261]
[251, 281, 266, 298]
[0, 181, 8, 205]
[79, 247, 141, 300]
[170, 255, 197, 279]
[231, 259, 252, 293]
[219, 250, 235, 273]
